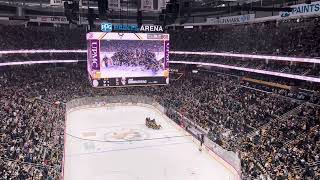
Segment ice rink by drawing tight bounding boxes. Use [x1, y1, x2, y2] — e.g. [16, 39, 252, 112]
[64, 105, 235, 180]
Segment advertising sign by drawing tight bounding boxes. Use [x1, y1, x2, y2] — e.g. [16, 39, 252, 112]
[207, 14, 255, 25]
[101, 23, 163, 32]
[280, 1, 320, 18]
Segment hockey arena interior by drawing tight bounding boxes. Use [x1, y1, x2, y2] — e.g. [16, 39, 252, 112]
[0, 0, 320, 180]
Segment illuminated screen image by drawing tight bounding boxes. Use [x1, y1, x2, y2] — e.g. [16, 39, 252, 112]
[100, 40, 165, 77]
[87, 32, 169, 87]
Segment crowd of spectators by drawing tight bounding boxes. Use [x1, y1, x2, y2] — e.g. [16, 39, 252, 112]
[169, 17, 320, 57]
[102, 40, 164, 72]
[242, 104, 319, 179]
[2, 17, 317, 58]
[1, 18, 320, 179]
[1, 17, 319, 58]
[1, 63, 319, 179]
[0, 26, 86, 50]
[1, 22, 319, 78]
[103, 40, 163, 53]
[106, 49, 163, 72]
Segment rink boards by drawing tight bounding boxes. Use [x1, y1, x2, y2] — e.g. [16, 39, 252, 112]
[63, 104, 236, 180]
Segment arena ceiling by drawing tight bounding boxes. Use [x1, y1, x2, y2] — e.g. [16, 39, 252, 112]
[0, 0, 295, 14]
[0, 0, 158, 21]
[0, 0, 297, 24]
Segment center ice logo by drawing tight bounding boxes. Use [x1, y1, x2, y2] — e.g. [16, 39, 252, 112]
[104, 128, 149, 141]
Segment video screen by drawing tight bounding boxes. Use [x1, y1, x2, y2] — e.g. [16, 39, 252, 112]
[100, 40, 165, 77]
[87, 32, 169, 87]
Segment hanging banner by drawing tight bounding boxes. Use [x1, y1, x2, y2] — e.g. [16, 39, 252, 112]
[158, 0, 168, 10]
[141, 0, 154, 11]
[206, 14, 255, 25]
[29, 16, 69, 24]
[108, 0, 121, 10]
[50, 0, 63, 6]
[279, 1, 320, 18]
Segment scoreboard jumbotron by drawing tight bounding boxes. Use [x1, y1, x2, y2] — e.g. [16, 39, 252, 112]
[87, 32, 169, 87]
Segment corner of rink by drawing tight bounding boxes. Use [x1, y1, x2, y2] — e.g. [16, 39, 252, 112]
[63, 102, 241, 180]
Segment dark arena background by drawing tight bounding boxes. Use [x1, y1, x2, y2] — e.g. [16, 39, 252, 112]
[0, 0, 320, 179]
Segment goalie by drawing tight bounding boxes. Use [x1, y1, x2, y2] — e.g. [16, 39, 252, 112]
[145, 117, 162, 130]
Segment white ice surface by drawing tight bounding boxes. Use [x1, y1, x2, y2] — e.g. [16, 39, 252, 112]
[64, 105, 234, 180]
